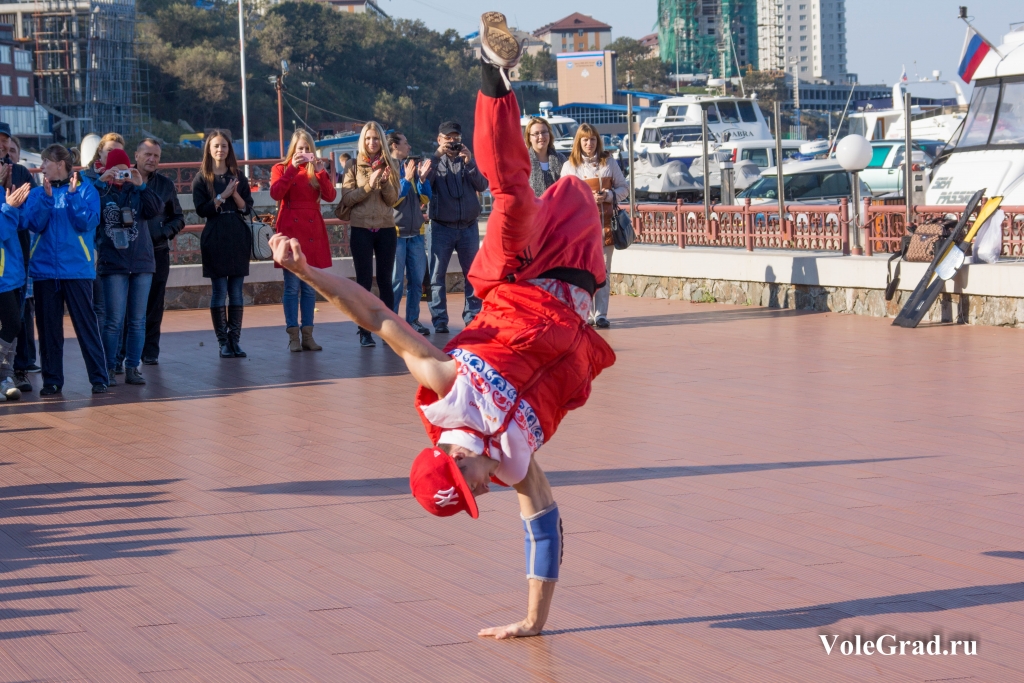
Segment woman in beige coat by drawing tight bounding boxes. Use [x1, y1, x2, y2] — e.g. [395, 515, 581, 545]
[340, 121, 401, 347]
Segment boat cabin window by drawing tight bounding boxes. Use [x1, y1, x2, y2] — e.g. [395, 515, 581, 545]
[741, 148, 770, 167]
[737, 101, 759, 123]
[956, 81, 1024, 148]
[664, 105, 686, 119]
[868, 145, 893, 168]
[641, 125, 704, 144]
[717, 101, 740, 123]
[700, 104, 720, 123]
[549, 121, 579, 140]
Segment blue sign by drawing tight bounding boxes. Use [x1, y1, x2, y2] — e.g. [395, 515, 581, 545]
[596, 60, 603, 67]
[566, 62, 574, 69]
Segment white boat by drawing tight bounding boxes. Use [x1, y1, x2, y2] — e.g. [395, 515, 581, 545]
[847, 75, 968, 144]
[633, 94, 772, 165]
[520, 102, 579, 154]
[926, 25, 1024, 205]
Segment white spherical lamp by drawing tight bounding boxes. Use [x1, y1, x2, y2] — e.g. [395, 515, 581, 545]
[835, 134, 872, 172]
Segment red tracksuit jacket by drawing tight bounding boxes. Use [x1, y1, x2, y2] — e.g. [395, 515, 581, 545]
[415, 89, 616, 449]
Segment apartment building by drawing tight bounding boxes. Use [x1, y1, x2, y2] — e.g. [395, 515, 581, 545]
[758, 0, 849, 83]
[534, 13, 612, 54]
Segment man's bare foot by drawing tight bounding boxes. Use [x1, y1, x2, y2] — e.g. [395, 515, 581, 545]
[478, 620, 543, 640]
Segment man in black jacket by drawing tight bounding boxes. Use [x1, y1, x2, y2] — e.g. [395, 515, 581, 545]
[421, 120, 489, 333]
[132, 138, 184, 365]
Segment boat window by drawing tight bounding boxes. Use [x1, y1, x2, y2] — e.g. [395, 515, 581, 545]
[665, 106, 686, 119]
[780, 148, 801, 161]
[868, 145, 892, 168]
[717, 101, 740, 123]
[957, 84, 1000, 147]
[741, 148, 770, 167]
[550, 121, 579, 140]
[737, 101, 758, 123]
[701, 104, 720, 123]
[990, 82, 1024, 145]
[641, 125, 704, 144]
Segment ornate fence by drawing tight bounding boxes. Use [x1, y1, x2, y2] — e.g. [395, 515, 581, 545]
[862, 202, 1024, 257]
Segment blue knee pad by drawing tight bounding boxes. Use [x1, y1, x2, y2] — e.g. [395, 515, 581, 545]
[523, 503, 562, 582]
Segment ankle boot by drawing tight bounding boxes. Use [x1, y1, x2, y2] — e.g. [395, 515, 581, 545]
[287, 327, 302, 352]
[300, 326, 322, 351]
[227, 305, 246, 358]
[210, 307, 232, 358]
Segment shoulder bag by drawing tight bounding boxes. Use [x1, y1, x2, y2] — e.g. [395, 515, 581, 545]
[612, 203, 636, 250]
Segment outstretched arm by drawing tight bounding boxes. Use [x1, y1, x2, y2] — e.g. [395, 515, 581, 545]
[269, 234, 456, 396]
[479, 456, 558, 639]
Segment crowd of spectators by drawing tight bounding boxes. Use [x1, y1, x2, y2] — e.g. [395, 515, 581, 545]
[0, 118, 619, 399]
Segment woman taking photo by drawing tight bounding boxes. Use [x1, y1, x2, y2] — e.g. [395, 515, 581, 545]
[192, 130, 254, 358]
[270, 130, 336, 352]
[24, 145, 105, 395]
[524, 117, 564, 197]
[561, 124, 627, 329]
[338, 121, 400, 348]
[82, 132, 125, 330]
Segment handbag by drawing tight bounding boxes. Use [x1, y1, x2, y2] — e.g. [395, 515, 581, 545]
[247, 213, 275, 261]
[885, 218, 955, 301]
[612, 204, 636, 250]
[333, 194, 353, 222]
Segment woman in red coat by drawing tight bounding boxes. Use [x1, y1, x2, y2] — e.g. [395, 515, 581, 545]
[270, 130, 337, 351]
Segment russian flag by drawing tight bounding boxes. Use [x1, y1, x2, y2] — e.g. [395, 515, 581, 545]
[958, 27, 991, 82]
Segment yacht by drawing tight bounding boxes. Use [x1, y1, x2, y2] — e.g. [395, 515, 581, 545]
[926, 24, 1024, 205]
[847, 74, 968, 144]
[633, 94, 772, 165]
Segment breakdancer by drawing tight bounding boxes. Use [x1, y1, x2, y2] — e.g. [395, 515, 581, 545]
[269, 12, 615, 639]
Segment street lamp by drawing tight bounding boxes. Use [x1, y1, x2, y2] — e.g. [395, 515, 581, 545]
[836, 134, 872, 255]
[238, 0, 249, 167]
[301, 81, 315, 123]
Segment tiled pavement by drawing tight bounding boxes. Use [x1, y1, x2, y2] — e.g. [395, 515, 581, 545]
[1, 295, 1022, 682]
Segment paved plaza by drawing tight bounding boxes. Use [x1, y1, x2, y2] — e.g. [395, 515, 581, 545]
[1, 295, 1022, 682]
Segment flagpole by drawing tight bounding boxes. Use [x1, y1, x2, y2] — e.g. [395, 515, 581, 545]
[959, 12, 1003, 58]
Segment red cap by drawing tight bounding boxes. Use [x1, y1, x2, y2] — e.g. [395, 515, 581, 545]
[409, 447, 479, 519]
[103, 148, 132, 170]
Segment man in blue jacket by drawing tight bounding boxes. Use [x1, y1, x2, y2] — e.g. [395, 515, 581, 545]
[422, 120, 489, 333]
[26, 144, 105, 395]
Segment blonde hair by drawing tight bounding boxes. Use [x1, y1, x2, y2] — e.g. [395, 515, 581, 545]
[200, 129, 239, 194]
[90, 132, 125, 168]
[568, 123, 608, 168]
[524, 118, 557, 157]
[283, 129, 320, 188]
[357, 121, 399, 177]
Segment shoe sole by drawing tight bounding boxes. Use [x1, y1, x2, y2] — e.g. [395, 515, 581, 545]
[480, 12, 521, 67]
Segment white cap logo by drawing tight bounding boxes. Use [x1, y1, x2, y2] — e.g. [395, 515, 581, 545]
[434, 487, 459, 507]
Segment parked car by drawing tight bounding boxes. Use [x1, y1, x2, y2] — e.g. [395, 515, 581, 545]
[738, 159, 872, 204]
[859, 141, 934, 196]
[720, 138, 804, 170]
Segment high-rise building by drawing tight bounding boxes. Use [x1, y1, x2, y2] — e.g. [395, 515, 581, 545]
[758, 0, 849, 83]
[657, 0, 758, 79]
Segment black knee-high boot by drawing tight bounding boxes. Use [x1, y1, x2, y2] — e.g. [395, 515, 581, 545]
[227, 305, 246, 358]
[210, 307, 232, 358]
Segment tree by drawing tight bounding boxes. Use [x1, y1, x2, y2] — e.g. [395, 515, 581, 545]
[605, 37, 670, 93]
[517, 51, 556, 81]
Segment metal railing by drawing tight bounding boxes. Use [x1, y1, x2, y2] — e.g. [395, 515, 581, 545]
[628, 198, 851, 253]
[861, 201, 1024, 257]
[169, 217, 351, 265]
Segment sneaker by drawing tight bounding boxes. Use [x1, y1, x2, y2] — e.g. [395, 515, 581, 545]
[142, 357, 159, 366]
[114, 362, 125, 375]
[13, 370, 31, 393]
[434, 324, 449, 334]
[25, 364, 41, 373]
[411, 321, 431, 336]
[595, 317, 610, 329]
[479, 12, 522, 68]
[1, 377, 21, 401]
[125, 366, 146, 385]
[359, 331, 376, 348]
[107, 369, 118, 387]
[91, 383, 107, 394]
[39, 384, 62, 396]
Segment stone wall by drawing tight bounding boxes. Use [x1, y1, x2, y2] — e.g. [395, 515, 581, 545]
[609, 274, 1024, 328]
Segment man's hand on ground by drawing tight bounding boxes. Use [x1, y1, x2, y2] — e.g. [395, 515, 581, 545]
[478, 620, 543, 640]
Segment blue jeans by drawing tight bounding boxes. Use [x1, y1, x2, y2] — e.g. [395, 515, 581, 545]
[101, 273, 153, 370]
[210, 275, 245, 308]
[427, 222, 481, 328]
[392, 235, 427, 324]
[282, 269, 316, 328]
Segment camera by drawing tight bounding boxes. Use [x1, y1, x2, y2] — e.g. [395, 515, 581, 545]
[114, 169, 132, 181]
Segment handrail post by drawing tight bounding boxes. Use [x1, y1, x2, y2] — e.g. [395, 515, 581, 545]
[744, 197, 753, 251]
[862, 197, 873, 256]
[676, 199, 685, 249]
[839, 197, 850, 255]
[709, 203, 719, 242]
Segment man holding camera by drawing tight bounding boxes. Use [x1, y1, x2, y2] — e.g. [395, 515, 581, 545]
[421, 121, 488, 333]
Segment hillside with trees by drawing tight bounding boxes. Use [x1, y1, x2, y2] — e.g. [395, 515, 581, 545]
[136, 0, 479, 151]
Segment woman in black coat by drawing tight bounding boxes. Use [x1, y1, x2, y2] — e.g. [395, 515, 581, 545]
[192, 130, 254, 359]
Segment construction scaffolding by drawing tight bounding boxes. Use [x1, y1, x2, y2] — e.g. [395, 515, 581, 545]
[33, 0, 144, 141]
[657, 0, 758, 79]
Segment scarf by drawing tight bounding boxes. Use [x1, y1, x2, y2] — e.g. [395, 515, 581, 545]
[528, 147, 563, 198]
